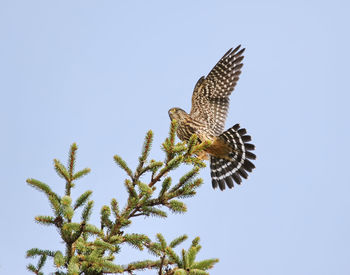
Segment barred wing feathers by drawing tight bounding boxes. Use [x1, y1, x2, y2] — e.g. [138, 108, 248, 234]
[190, 45, 245, 136]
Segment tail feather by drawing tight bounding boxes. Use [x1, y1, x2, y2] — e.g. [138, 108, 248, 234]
[238, 167, 248, 179]
[246, 151, 256, 160]
[241, 135, 251, 142]
[210, 123, 256, 191]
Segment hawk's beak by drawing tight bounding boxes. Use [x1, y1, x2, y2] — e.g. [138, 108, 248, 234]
[168, 109, 173, 119]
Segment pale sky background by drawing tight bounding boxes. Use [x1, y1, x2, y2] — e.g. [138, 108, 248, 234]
[1, 1, 350, 274]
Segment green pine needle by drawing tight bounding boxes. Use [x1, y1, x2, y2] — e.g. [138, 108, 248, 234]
[180, 167, 200, 184]
[162, 119, 178, 161]
[94, 239, 116, 251]
[124, 234, 150, 251]
[169, 167, 200, 193]
[173, 143, 187, 153]
[73, 168, 91, 180]
[159, 177, 172, 197]
[170, 235, 188, 248]
[191, 259, 219, 271]
[161, 138, 171, 153]
[138, 130, 153, 166]
[54, 251, 65, 267]
[100, 205, 113, 229]
[54, 159, 70, 181]
[124, 179, 138, 198]
[188, 269, 209, 275]
[165, 247, 182, 266]
[168, 200, 187, 213]
[173, 178, 203, 199]
[83, 224, 101, 236]
[74, 190, 93, 210]
[100, 260, 123, 273]
[81, 200, 94, 222]
[61, 195, 72, 207]
[182, 248, 188, 269]
[148, 160, 163, 172]
[156, 233, 167, 249]
[141, 206, 167, 218]
[186, 134, 198, 156]
[26, 264, 37, 273]
[183, 156, 207, 168]
[174, 269, 188, 275]
[166, 155, 183, 170]
[67, 255, 80, 275]
[68, 143, 78, 178]
[187, 246, 198, 266]
[34, 215, 56, 226]
[110, 198, 120, 218]
[26, 248, 55, 258]
[146, 243, 162, 256]
[169, 119, 178, 146]
[113, 155, 133, 179]
[158, 155, 183, 176]
[62, 206, 74, 220]
[192, 140, 212, 156]
[63, 222, 80, 231]
[124, 259, 162, 272]
[109, 235, 123, 244]
[48, 193, 61, 215]
[137, 181, 153, 197]
[26, 178, 52, 196]
[191, 237, 200, 247]
[37, 254, 47, 270]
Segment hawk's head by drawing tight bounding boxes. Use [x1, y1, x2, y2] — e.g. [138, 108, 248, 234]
[168, 108, 188, 122]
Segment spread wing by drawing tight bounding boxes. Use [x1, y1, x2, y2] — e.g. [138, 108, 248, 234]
[190, 45, 245, 136]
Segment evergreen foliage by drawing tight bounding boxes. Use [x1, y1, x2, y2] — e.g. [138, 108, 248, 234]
[26, 121, 219, 274]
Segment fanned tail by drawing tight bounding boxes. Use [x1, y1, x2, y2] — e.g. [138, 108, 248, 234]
[210, 124, 256, 191]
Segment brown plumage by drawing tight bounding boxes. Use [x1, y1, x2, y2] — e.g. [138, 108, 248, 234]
[168, 45, 256, 190]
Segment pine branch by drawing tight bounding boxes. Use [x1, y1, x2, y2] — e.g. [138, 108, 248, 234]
[26, 248, 56, 258]
[123, 233, 150, 251]
[191, 237, 200, 247]
[136, 130, 154, 177]
[191, 259, 219, 271]
[165, 247, 182, 266]
[185, 134, 198, 157]
[156, 233, 167, 250]
[26, 178, 52, 196]
[162, 119, 178, 162]
[54, 159, 70, 181]
[61, 195, 74, 221]
[68, 143, 78, 179]
[169, 167, 200, 193]
[114, 155, 133, 180]
[122, 259, 174, 274]
[101, 205, 113, 229]
[81, 200, 94, 222]
[159, 177, 172, 197]
[73, 168, 91, 180]
[34, 215, 56, 226]
[54, 251, 65, 268]
[169, 235, 188, 248]
[167, 200, 187, 213]
[111, 198, 120, 218]
[26, 122, 220, 274]
[74, 190, 93, 210]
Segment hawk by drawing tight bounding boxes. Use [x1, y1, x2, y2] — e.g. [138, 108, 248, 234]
[168, 45, 256, 191]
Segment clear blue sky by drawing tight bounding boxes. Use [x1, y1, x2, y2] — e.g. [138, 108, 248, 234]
[1, 1, 349, 274]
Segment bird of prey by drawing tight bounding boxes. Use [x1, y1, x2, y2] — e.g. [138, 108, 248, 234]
[168, 45, 256, 190]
